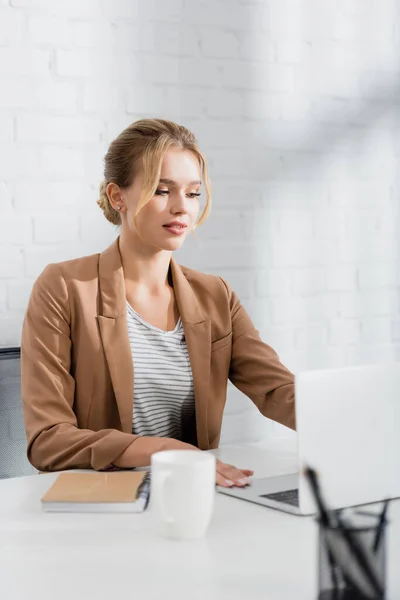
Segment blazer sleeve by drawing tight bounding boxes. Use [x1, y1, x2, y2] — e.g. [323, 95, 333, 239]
[221, 278, 296, 430]
[21, 264, 135, 472]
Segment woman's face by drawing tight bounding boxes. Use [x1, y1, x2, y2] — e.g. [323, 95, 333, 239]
[120, 146, 202, 252]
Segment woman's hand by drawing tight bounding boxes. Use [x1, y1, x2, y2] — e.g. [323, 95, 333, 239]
[216, 459, 254, 487]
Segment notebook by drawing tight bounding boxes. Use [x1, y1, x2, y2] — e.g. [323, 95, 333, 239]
[41, 471, 151, 513]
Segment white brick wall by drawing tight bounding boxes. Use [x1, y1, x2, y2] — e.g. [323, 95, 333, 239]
[1, 0, 400, 450]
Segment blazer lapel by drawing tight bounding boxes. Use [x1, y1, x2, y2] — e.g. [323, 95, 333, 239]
[170, 259, 211, 450]
[97, 238, 133, 434]
[96, 239, 211, 448]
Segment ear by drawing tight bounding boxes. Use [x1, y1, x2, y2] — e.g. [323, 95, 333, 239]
[106, 182, 122, 209]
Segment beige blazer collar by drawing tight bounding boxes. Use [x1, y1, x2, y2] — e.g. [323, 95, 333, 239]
[97, 238, 211, 449]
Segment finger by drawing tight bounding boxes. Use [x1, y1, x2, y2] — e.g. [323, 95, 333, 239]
[216, 471, 235, 487]
[217, 465, 252, 487]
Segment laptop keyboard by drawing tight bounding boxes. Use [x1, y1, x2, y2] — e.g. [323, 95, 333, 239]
[260, 488, 299, 507]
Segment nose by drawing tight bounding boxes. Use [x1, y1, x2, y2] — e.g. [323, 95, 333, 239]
[170, 190, 189, 215]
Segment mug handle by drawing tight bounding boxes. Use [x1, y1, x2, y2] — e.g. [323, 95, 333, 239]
[159, 471, 175, 525]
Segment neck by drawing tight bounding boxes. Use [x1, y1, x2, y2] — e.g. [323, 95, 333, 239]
[119, 231, 172, 294]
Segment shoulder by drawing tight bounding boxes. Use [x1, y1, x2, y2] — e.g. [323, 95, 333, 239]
[179, 264, 232, 300]
[37, 252, 100, 287]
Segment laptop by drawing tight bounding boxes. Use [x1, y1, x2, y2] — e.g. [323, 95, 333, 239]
[218, 363, 400, 515]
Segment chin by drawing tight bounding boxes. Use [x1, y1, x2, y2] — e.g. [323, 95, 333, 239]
[151, 237, 187, 252]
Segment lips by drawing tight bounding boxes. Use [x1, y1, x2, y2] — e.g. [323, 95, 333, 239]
[163, 222, 187, 228]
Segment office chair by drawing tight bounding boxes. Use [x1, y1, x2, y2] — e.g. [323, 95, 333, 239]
[0, 347, 36, 479]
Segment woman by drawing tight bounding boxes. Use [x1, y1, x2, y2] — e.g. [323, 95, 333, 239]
[21, 118, 295, 488]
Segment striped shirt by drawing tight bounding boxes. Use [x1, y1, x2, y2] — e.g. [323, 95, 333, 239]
[126, 301, 195, 440]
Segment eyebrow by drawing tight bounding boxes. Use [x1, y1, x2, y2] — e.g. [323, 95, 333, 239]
[159, 178, 201, 186]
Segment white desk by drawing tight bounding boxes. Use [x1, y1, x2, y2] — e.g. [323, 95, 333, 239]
[0, 440, 399, 600]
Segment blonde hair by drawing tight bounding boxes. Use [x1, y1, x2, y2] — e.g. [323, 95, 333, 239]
[97, 118, 212, 230]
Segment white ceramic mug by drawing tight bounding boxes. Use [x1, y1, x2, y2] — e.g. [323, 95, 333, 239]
[150, 450, 216, 540]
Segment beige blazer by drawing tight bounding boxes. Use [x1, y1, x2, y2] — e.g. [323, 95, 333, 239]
[21, 238, 295, 472]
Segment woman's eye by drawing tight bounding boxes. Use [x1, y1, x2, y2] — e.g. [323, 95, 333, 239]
[155, 189, 169, 196]
[187, 192, 201, 198]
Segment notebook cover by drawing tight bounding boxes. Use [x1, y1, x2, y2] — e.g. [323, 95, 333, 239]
[41, 471, 147, 504]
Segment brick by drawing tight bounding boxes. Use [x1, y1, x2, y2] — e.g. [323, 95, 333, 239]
[210, 180, 263, 207]
[261, 182, 328, 208]
[14, 182, 92, 212]
[204, 90, 243, 118]
[278, 209, 314, 237]
[242, 208, 278, 241]
[313, 209, 346, 238]
[345, 343, 400, 366]
[272, 238, 337, 268]
[210, 150, 283, 180]
[180, 242, 272, 270]
[84, 84, 125, 114]
[329, 319, 360, 345]
[292, 268, 325, 295]
[238, 298, 273, 330]
[79, 213, 118, 249]
[179, 58, 221, 86]
[297, 66, 360, 98]
[0, 80, 32, 109]
[56, 49, 141, 80]
[268, 0, 304, 36]
[72, 21, 114, 48]
[361, 317, 392, 344]
[141, 55, 180, 85]
[139, 0, 182, 22]
[200, 30, 240, 59]
[0, 248, 24, 278]
[28, 15, 72, 46]
[38, 146, 87, 177]
[261, 325, 294, 353]
[295, 323, 327, 349]
[0, 145, 40, 178]
[256, 270, 291, 297]
[329, 181, 391, 208]
[0, 317, 22, 346]
[332, 14, 393, 43]
[16, 116, 101, 144]
[306, 294, 338, 320]
[243, 92, 281, 120]
[164, 87, 206, 119]
[339, 291, 399, 318]
[206, 268, 254, 300]
[0, 7, 23, 44]
[282, 151, 327, 181]
[0, 216, 32, 245]
[358, 264, 398, 289]
[11, 0, 102, 18]
[281, 95, 312, 121]
[126, 86, 166, 115]
[0, 48, 49, 76]
[180, 1, 255, 30]
[238, 34, 274, 61]
[0, 281, 6, 313]
[0, 115, 13, 142]
[194, 119, 251, 149]
[222, 62, 294, 92]
[23, 244, 87, 279]
[271, 295, 307, 324]
[325, 266, 357, 292]
[0, 182, 13, 213]
[338, 236, 397, 263]
[7, 280, 34, 311]
[276, 40, 309, 64]
[200, 210, 242, 241]
[138, 24, 200, 56]
[0, 80, 77, 112]
[33, 216, 80, 244]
